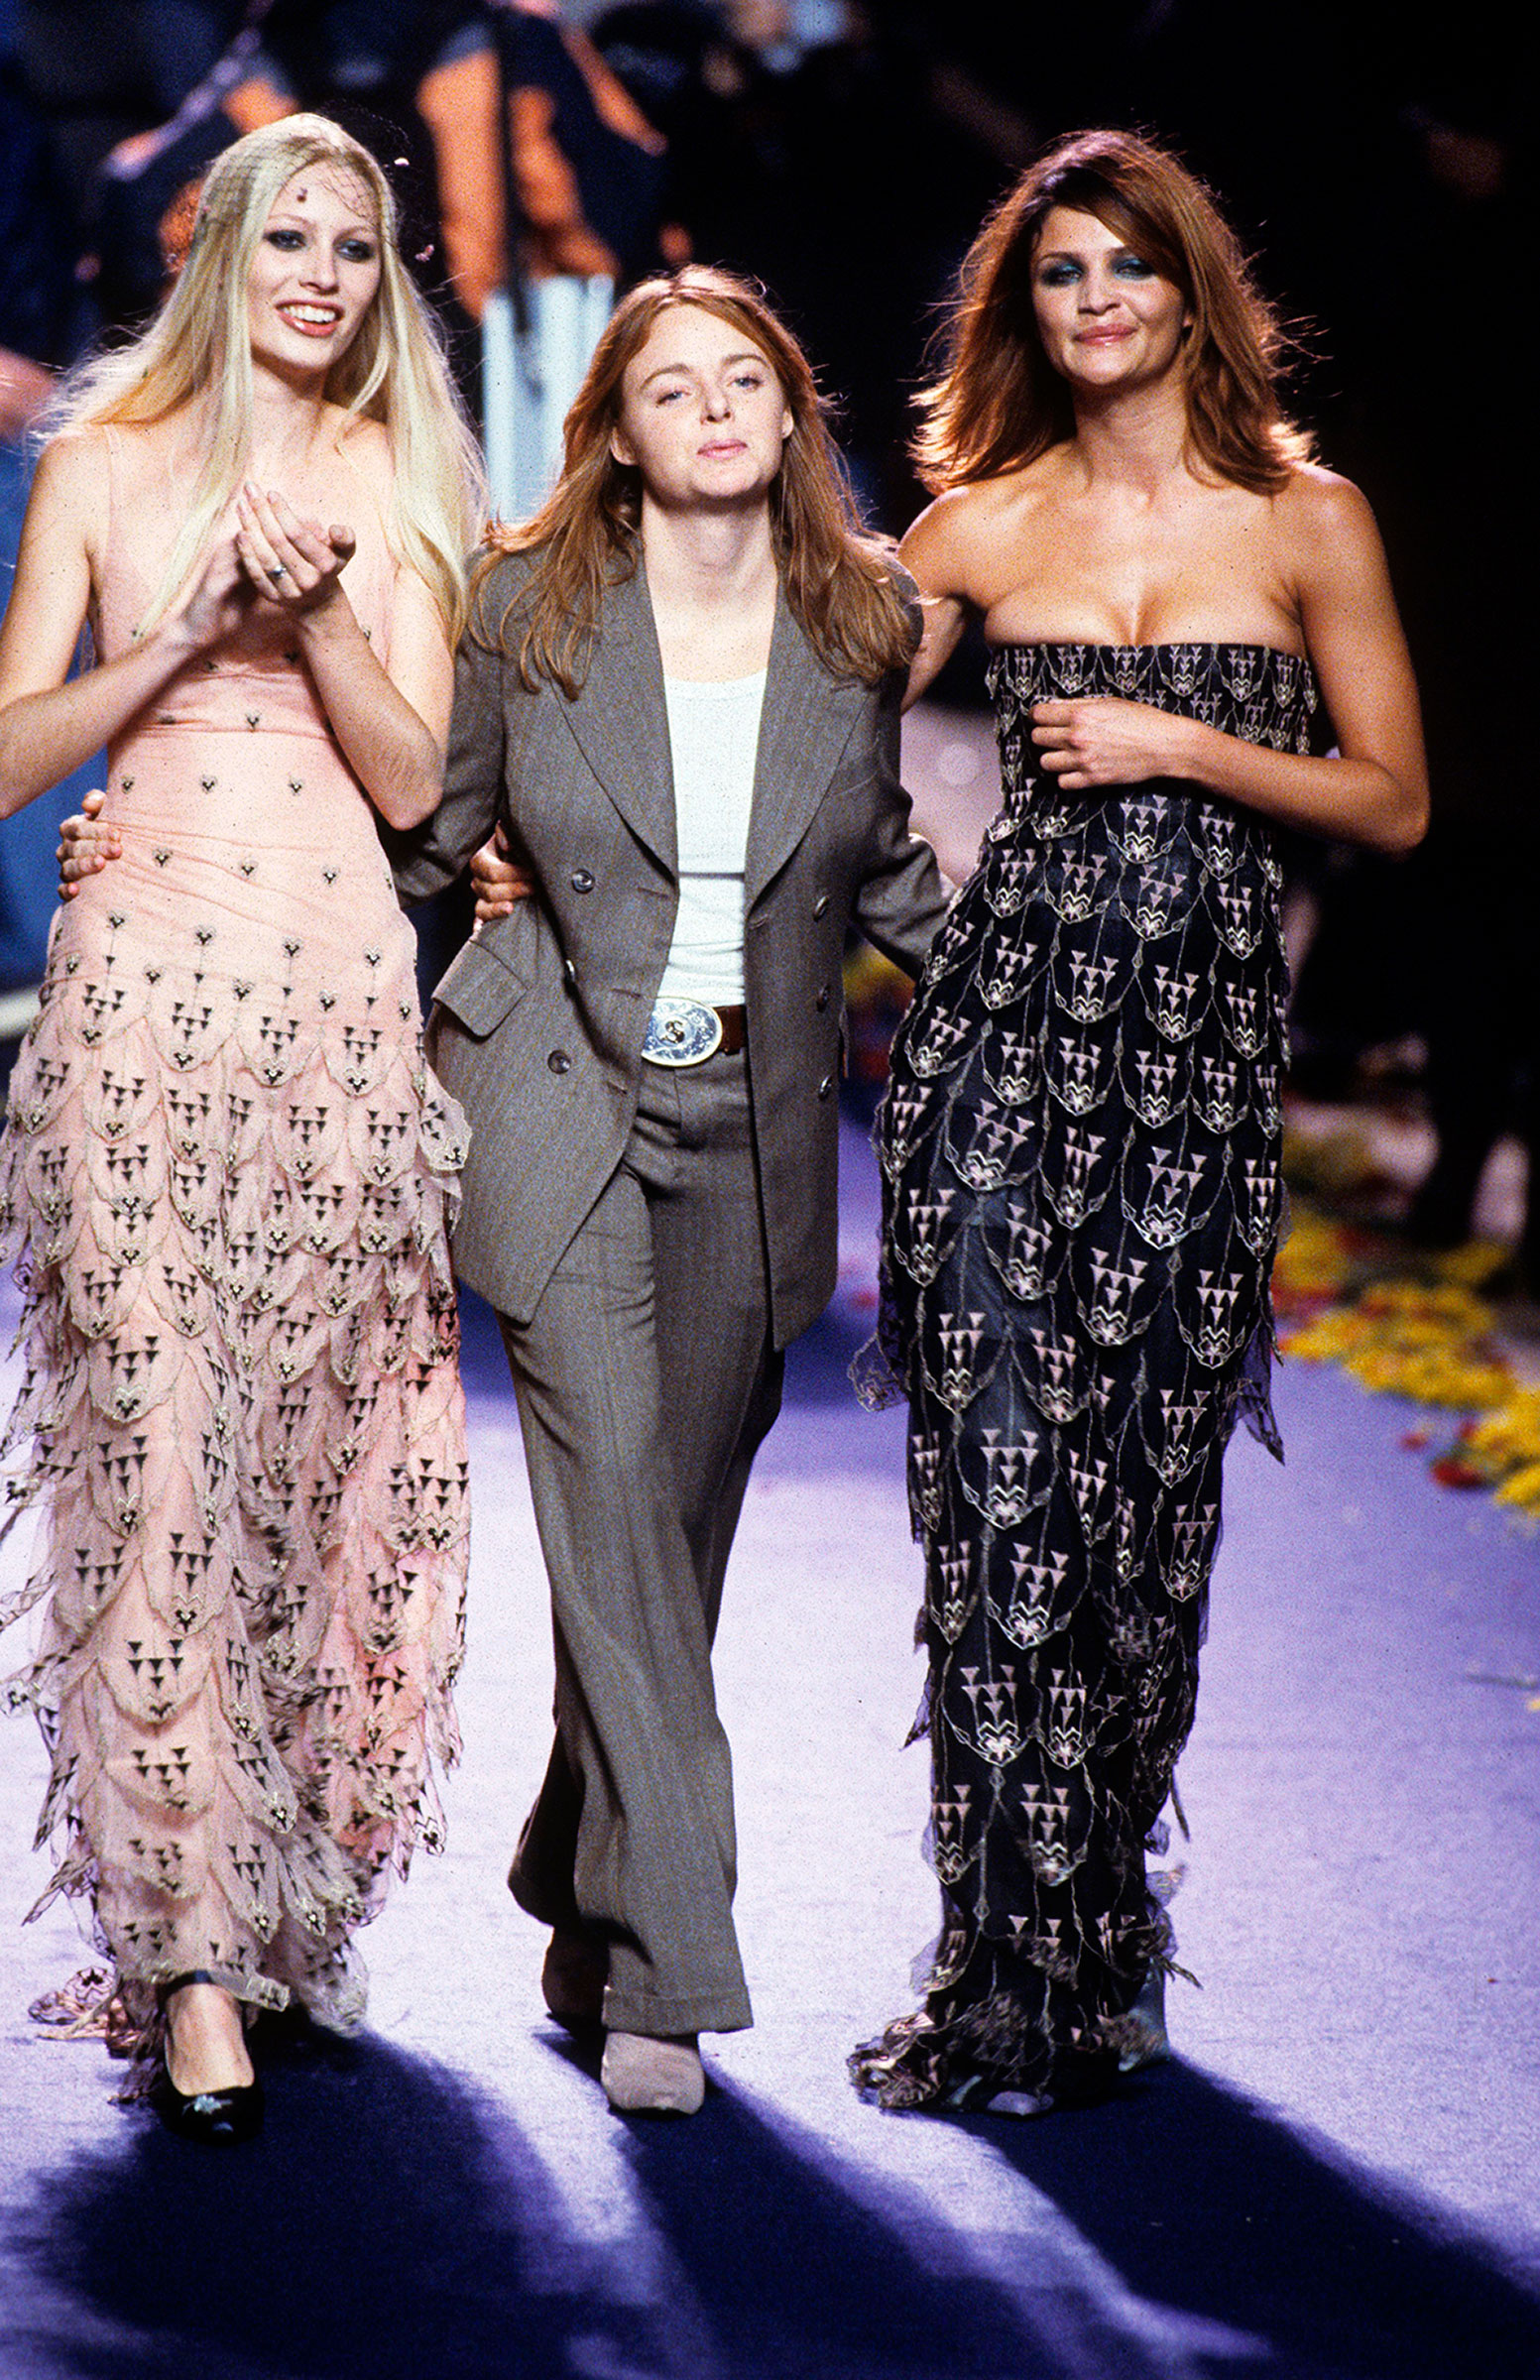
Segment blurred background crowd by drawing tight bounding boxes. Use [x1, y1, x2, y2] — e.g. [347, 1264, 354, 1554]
[0, 0, 1530, 1272]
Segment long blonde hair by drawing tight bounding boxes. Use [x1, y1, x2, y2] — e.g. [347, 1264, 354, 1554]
[476, 267, 916, 696]
[916, 129, 1311, 496]
[45, 114, 484, 638]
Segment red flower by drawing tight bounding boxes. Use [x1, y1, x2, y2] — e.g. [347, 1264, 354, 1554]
[1430, 1455, 1485, 1488]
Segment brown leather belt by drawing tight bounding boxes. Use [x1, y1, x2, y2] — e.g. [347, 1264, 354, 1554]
[713, 1005, 747, 1056]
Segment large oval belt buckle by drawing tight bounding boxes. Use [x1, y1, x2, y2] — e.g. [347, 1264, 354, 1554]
[643, 997, 723, 1068]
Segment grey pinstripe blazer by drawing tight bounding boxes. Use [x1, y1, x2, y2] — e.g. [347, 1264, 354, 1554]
[391, 551, 949, 1346]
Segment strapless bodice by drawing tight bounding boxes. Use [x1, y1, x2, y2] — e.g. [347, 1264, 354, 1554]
[988, 641, 1319, 801]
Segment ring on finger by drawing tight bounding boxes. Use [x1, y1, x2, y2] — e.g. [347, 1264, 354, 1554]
[268, 561, 289, 581]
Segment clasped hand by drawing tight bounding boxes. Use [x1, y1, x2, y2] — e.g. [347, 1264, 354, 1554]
[178, 484, 356, 650]
[59, 490, 363, 895]
[1030, 696, 1198, 790]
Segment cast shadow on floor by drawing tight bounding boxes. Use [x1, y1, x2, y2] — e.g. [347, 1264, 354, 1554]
[952, 2057, 1540, 2380]
[5, 2026, 1039, 2380]
[6, 2030, 1538, 2380]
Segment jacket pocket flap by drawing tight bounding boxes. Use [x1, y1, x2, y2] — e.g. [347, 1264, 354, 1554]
[432, 937, 528, 1039]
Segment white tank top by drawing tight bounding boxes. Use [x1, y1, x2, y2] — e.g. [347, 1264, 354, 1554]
[656, 668, 766, 1007]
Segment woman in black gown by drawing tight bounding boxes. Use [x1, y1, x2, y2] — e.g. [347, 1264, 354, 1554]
[852, 131, 1428, 2113]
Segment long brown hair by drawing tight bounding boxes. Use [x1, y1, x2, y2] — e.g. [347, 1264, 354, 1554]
[475, 266, 915, 694]
[915, 129, 1311, 496]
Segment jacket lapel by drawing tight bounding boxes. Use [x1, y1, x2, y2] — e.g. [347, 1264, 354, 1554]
[744, 590, 863, 905]
[552, 568, 860, 894]
[555, 563, 677, 875]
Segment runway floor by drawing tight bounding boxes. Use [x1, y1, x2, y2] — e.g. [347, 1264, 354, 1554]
[1, 1115, 1537, 2380]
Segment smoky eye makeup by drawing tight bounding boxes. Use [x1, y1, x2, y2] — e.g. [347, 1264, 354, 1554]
[261, 220, 377, 260]
[1034, 248, 1160, 287]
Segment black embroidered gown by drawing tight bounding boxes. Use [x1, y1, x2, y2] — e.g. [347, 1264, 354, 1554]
[852, 644, 1315, 2108]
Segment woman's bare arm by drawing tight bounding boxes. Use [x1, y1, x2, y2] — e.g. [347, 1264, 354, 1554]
[896, 494, 978, 710]
[0, 434, 250, 816]
[234, 481, 451, 830]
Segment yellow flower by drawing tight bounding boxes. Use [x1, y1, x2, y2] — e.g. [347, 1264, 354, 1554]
[1267, 1192, 1540, 1512]
[1494, 1463, 1540, 1512]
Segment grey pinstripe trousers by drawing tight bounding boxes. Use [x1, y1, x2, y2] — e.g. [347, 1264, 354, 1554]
[499, 1046, 784, 2037]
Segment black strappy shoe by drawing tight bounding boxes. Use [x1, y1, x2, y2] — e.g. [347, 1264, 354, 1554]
[152, 1971, 264, 2144]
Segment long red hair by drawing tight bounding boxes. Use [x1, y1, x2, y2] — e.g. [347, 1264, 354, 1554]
[474, 267, 916, 694]
[916, 129, 1311, 496]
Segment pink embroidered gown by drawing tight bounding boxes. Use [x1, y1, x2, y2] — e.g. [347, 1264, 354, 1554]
[0, 426, 469, 2034]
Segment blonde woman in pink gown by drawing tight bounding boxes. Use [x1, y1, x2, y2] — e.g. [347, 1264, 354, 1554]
[0, 116, 481, 2140]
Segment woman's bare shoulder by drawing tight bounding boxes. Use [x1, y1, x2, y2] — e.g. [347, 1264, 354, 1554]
[1272, 459, 1380, 551]
[50, 414, 200, 508]
[1262, 467, 1395, 634]
[901, 465, 1053, 594]
[33, 421, 113, 499]
[20, 430, 122, 572]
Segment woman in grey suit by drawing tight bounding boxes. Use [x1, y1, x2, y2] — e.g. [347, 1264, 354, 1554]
[398, 268, 948, 2112]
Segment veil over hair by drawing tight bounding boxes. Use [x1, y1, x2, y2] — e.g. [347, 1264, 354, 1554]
[44, 113, 485, 640]
[477, 265, 918, 697]
[915, 128, 1312, 497]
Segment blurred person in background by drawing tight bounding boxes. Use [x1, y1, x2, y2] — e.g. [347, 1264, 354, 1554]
[72, 3, 675, 369]
[588, 0, 1000, 530]
[0, 23, 106, 1029]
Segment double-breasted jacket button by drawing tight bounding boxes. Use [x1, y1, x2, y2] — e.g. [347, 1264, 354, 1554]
[547, 1049, 572, 1075]
[815, 985, 830, 1012]
[818, 1074, 834, 1101]
[812, 892, 830, 918]
[570, 868, 594, 893]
